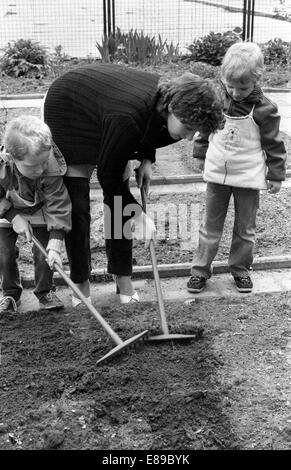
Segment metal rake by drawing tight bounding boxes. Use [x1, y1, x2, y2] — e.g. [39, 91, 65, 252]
[31, 235, 148, 364]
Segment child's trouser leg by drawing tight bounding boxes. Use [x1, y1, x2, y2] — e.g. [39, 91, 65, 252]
[191, 182, 231, 278]
[0, 227, 22, 301]
[103, 179, 133, 276]
[229, 187, 259, 277]
[32, 227, 54, 298]
[63, 177, 91, 284]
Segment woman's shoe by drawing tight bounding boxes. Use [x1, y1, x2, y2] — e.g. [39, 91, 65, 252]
[119, 291, 140, 304]
[112, 275, 139, 303]
[72, 295, 92, 307]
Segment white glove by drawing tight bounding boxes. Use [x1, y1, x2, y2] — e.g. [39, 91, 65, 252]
[46, 238, 63, 269]
[131, 211, 156, 248]
[46, 249, 63, 270]
[11, 214, 32, 241]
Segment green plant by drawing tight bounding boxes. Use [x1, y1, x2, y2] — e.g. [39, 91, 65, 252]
[263, 66, 291, 86]
[96, 31, 119, 62]
[51, 45, 70, 63]
[96, 27, 180, 66]
[0, 38, 49, 77]
[189, 61, 219, 80]
[164, 39, 180, 63]
[261, 38, 291, 66]
[186, 27, 242, 66]
[47, 44, 72, 77]
[273, 0, 291, 19]
[120, 29, 158, 65]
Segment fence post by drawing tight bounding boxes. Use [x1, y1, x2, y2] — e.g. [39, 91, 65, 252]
[103, 0, 116, 37]
[242, 0, 255, 41]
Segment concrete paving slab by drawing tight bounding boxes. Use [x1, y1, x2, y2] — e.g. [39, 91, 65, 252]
[265, 92, 291, 136]
[279, 276, 291, 290]
[89, 177, 291, 202]
[0, 98, 43, 109]
[17, 267, 291, 314]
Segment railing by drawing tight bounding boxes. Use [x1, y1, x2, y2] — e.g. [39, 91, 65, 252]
[1, 1, 290, 58]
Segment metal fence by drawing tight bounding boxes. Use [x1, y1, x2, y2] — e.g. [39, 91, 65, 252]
[1, 0, 291, 58]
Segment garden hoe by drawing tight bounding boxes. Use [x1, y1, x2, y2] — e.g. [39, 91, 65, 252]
[31, 235, 148, 364]
[140, 187, 197, 342]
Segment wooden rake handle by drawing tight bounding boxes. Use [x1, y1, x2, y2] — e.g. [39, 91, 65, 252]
[140, 187, 169, 334]
[31, 234, 124, 345]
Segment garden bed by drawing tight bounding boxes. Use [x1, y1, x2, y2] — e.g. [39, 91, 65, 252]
[1, 60, 291, 452]
[16, 186, 291, 279]
[0, 293, 291, 450]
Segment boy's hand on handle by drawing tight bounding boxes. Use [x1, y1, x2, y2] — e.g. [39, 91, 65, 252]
[46, 249, 63, 270]
[131, 211, 156, 249]
[11, 214, 32, 241]
[267, 180, 282, 194]
[134, 159, 152, 197]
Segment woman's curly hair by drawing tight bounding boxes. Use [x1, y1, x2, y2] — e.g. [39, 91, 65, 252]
[158, 72, 225, 134]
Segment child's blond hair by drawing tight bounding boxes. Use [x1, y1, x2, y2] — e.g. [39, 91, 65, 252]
[3, 115, 52, 161]
[221, 42, 264, 84]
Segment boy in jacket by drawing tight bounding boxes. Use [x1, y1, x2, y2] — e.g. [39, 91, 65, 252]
[0, 116, 72, 313]
[187, 42, 286, 293]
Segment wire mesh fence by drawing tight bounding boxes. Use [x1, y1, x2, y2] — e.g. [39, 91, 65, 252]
[0, 0, 291, 58]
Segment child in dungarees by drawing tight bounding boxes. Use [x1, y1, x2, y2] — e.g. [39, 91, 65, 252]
[0, 116, 72, 313]
[187, 42, 287, 293]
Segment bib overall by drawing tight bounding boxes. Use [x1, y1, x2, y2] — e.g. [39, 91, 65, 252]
[191, 106, 265, 278]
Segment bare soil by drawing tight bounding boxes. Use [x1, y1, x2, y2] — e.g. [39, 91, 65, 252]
[1, 63, 291, 451]
[1, 158, 291, 452]
[1, 294, 291, 450]
[15, 185, 291, 278]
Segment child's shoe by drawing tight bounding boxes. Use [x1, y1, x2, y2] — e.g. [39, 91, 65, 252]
[233, 275, 253, 293]
[0, 296, 21, 313]
[187, 275, 206, 293]
[39, 290, 64, 310]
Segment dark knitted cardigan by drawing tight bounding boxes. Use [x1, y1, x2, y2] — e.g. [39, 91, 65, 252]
[44, 63, 176, 209]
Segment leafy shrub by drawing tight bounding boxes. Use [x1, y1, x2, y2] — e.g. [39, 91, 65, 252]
[46, 44, 74, 78]
[0, 38, 49, 77]
[261, 38, 291, 66]
[96, 27, 180, 66]
[273, 0, 291, 19]
[262, 66, 291, 87]
[186, 27, 242, 66]
[188, 61, 219, 80]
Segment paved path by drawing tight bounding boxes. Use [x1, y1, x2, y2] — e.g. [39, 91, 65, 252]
[90, 178, 291, 200]
[19, 267, 291, 314]
[0, 98, 43, 109]
[266, 91, 291, 135]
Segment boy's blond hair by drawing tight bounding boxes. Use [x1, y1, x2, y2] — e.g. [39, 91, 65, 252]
[4, 115, 52, 161]
[221, 42, 264, 84]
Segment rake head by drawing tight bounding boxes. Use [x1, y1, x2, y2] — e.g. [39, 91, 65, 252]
[146, 324, 204, 342]
[96, 329, 149, 365]
[146, 332, 198, 342]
